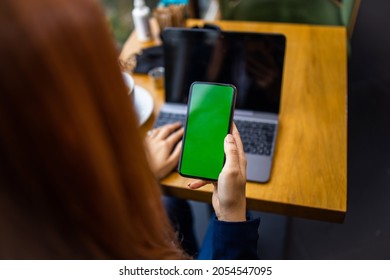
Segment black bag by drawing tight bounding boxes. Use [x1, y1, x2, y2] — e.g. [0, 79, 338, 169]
[133, 45, 164, 74]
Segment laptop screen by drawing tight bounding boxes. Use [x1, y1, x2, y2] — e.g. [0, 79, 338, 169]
[162, 28, 286, 114]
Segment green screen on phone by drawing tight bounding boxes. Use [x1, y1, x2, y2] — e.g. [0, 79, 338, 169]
[179, 82, 236, 180]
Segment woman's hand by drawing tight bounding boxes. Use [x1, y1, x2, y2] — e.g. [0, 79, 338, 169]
[188, 123, 247, 222]
[144, 122, 184, 180]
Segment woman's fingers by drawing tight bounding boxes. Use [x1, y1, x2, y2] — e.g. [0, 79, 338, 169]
[154, 122, 182, 139]
[232, 123, 245, 158]
[166, 127, 184, 147]
[168, 141, 182, 165]
[188, 180, 212, 189]
[223, 133, 240, 171]
[231, 123, 247, 171]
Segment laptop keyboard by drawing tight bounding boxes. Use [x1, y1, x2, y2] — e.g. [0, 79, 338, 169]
[234, 119, 275, 156]
[154, 112, 187, 128]
[154, 112, 276, 156]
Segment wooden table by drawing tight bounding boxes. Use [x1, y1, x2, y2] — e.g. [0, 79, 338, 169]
[120, 19, 347, 223]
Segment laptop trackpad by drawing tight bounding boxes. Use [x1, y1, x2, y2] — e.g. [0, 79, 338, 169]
[246, 154, 272, 183]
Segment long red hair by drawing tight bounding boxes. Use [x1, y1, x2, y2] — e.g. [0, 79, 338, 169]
[0, 0, 188, 259]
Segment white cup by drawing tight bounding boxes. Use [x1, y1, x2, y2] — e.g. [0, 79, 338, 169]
[122, 72, 135, 104]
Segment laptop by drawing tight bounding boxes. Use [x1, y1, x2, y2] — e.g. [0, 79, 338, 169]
[154, 27, 286, 183]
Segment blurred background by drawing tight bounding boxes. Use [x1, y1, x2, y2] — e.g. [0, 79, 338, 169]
[101, 0, 211, 47]
[101, 0, 390, 259]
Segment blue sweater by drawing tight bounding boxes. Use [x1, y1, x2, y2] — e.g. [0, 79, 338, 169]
[197, 216, 260, 260]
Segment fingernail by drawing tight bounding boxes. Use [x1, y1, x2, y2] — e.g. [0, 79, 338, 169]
[226, 134, 234, 143]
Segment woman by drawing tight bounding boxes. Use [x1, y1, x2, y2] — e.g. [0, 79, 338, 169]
[0, 0, 259, 259]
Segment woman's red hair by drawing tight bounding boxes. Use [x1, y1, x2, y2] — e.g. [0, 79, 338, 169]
[0, 0, 188, 259]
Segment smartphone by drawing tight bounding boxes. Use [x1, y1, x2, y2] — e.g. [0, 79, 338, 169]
[178, 82, 237, 181]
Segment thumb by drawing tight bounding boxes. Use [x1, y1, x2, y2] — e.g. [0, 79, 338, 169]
[223, 133, 240, 170]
